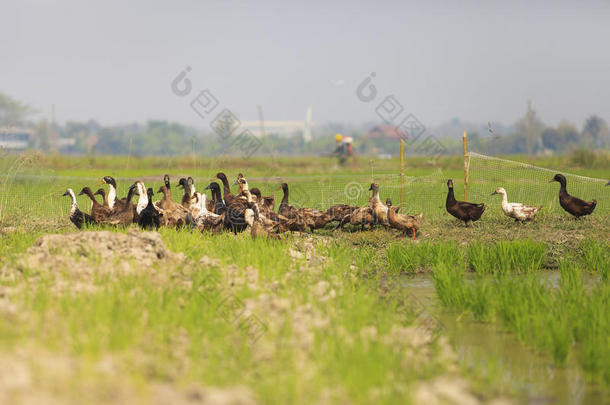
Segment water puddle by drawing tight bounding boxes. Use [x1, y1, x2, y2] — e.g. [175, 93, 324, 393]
[402, 273, 608, 405]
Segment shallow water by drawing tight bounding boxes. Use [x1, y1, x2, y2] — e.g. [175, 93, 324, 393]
[402, 273, 609, 405]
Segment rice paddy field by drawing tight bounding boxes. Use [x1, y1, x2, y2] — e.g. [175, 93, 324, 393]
[0, 152, 609, 404]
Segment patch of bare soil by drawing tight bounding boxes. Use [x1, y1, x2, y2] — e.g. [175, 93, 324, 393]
[19, 228, 182, 271]
[0, 349, 257, 405]
[1, 228, 190, 295]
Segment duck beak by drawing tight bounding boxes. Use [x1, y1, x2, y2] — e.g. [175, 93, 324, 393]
[548, 179, 555, 183]
[232, 180, 238, 186]
[62, 191, 69, 197]
[606, 180, 610, 186]
[97, 180, 105, 186]
[78, 190, 85, 196]
[204, 184, 212, 190]
[491, 191, 498, 195]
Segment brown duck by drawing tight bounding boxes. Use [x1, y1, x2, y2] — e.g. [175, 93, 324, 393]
[337, 206, 374, 231]
[326, 204, 358, 222]
[103, 183, 138, 226]
[551, 174, 597, 218]
[78, 187, 112, 222]
[178, 177, 194, 208]
[93, 188, 110, 209]
[388, 206, 423, 240]
[155, 185, 188, 227]
[445, 179, 485, 225]
[216, 172, 236, 206]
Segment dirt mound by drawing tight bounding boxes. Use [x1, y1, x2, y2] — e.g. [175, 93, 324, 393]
[9, 229, 186, 290]
[32, 228, 172, 264]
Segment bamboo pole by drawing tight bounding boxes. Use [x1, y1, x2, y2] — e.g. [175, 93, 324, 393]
[400, 139, 405, 207]
[463, 131, 468, 201]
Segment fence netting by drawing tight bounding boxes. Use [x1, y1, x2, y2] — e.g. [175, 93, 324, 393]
[0, 152, 607, 226]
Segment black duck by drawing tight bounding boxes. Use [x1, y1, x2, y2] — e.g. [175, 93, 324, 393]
[445, 179, 486, 225]
[550, 174, 597, 218]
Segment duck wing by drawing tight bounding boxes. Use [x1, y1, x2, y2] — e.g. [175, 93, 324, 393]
[456, 201, 485, 220]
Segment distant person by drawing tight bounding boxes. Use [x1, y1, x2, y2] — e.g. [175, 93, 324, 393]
[332, 134, 353, 165]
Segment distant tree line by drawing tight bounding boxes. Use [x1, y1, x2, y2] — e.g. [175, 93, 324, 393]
[1, 92, 608, 157]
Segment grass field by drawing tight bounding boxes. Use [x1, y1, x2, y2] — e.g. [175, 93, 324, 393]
[0, 152, 609, 404]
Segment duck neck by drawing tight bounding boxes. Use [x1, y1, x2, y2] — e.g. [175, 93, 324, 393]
[199, 194, 208, 214]
[243, 190, 253, 203]
[446, 186, 456, 206]
[500, 192, 509, 209]
[68, 190, 78, 215]
[83, 189, 100, 209]
[100, 192, 109, 208]
[136, 184, 148, 214]
[219, 176, 231, 195]
[281, 188, 289, 205]
[108, 185, 117, 210]
[124, 187, 136, 208]
[372, 189, 380, 203]
[558, 180, 568, 196]
[387, 206, 396, 221]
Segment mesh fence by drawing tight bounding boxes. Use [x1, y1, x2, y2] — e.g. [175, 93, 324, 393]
[0, 169, 449, 225]
[468, 152, 609, 215]
[0, 152, 607, 226]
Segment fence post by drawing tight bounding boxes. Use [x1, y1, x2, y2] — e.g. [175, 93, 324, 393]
[463, 131, 468, 201]
[400, 139, 405, 207]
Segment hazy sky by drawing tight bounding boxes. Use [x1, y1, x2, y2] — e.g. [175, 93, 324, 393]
[2, 0, 610, 129]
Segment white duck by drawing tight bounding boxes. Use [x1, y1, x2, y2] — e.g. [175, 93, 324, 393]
[134, 180, 150, 215]
[189, 191, 224, 231]
[492, 187, 541, 222]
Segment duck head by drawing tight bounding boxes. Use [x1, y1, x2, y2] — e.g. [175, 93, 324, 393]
[133, 181, 146, 196]
[263, 196, 275, 209]
[62, 188, 75, 198]
[385, 198, 392, 207]
[237, 177, 249, 191]
[78, 187, 93, 196]
[163, 174, 170, 189]
[216, 172, 228, 184]
[99, 176, 117, 188]
[204, 182, 220, 192]
[250, 187, 262, 200]
[491, 187, 506, 196]
[93, 188, 106, 198]
[187, 177, 195, 193]
[447, 179, 454, 189]
[147, 188, 154, 199]
[368, 183, 379, 192]
[177, 178, 188, 190]
[281, 183, 289, 193]
[550, 174, 567, 185]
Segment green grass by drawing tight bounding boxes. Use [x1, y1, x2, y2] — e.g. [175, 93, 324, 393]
[468, 240, 547, 274]
[432, 239, 610, 387]
[0, 229, 455, 404]
[386, 242, 465, 274]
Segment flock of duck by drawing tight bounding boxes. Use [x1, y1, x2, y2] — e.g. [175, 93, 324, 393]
[62, 172, 603, 239]
[62, 173, 423, 239]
